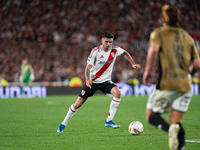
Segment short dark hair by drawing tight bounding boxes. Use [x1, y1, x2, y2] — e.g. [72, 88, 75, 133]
[162, 4, 180, 25]
[102, 31, 114, 39]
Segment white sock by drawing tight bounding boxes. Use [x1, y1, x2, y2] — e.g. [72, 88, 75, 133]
[62, 104, 77, 126]
[106, 97, 121, 122]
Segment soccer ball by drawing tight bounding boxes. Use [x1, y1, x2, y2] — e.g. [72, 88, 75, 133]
[128, 121, 144, 135]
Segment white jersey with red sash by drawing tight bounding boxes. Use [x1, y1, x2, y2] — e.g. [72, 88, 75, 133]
[87, 45, 124, 83]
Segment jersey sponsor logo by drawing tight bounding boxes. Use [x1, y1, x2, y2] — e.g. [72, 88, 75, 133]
[99, 60, 113, 65]
[99, 61, 106, 64]
[81, 90, 86, 96]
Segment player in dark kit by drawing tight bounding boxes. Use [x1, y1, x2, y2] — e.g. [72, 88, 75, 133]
[57, 31, 141, 132]
[143, 5, 200, 150]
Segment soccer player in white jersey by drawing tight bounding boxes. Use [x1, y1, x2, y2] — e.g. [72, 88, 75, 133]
[57, 31, 141, 132]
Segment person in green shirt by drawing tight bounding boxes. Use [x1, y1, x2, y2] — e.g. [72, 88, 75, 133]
[20, 59, 34, 97]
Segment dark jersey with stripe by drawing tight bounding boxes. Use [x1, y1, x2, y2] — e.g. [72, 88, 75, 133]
[150, 25, 199, 92]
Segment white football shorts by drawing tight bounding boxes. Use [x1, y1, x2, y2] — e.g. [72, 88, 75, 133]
[146, 88, 192, 113]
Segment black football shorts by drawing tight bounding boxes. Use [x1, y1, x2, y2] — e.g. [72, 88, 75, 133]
[79, 81, 117, 99]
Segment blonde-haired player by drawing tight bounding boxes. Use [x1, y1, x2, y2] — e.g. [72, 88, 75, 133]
[143, 4, 200, 150]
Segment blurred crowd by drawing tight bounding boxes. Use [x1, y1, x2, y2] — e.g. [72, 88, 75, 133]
[0, 0, 200, 85]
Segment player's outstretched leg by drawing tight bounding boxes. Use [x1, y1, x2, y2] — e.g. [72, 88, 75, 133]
[168, 123, 180, 150]
[57, 104, 77, 132]
[105, 97, 120, 128]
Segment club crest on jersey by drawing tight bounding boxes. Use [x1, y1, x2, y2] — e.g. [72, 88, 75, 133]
[81, 90, 86, 96]
[111, 52, 115, 58]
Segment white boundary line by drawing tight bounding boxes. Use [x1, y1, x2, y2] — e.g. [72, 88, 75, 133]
[185, 139, 200, 143]
[47, 101, 61, 105]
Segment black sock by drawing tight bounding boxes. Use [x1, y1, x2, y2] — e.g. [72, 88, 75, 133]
[149, 113, 169, 132]
[177, 123, 185, 150]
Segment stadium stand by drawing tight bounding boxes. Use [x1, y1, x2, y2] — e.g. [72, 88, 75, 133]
[0, 0, 199, 85]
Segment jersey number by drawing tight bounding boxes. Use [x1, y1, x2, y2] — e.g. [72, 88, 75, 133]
[173, 44, 184, 70]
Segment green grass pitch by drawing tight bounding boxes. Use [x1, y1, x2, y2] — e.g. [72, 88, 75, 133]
[0, 95, 200, 150]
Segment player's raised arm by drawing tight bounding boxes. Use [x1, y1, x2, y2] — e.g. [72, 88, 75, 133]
[122, 50, 141, 70]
